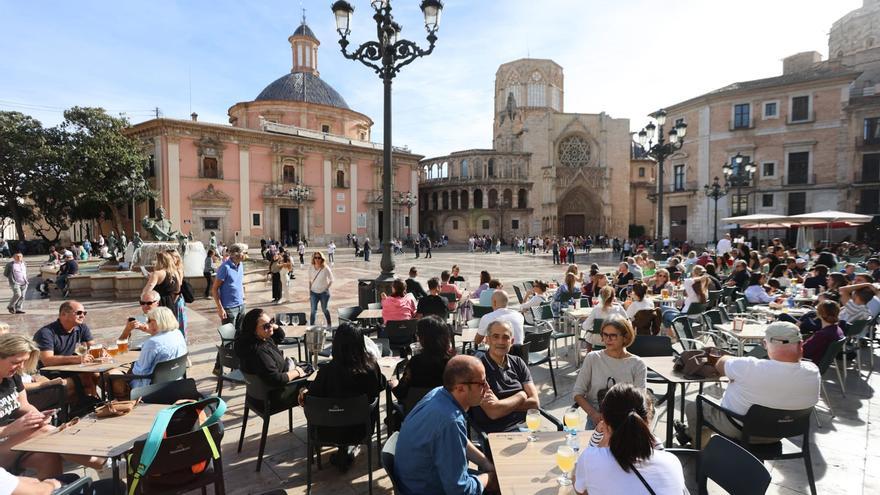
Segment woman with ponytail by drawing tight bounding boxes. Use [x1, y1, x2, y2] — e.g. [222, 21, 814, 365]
[573, 383, 686, 494]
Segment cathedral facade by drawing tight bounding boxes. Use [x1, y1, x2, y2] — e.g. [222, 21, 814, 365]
[418, 59, 632, 242]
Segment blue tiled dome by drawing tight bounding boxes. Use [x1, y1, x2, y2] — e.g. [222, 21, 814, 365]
[293, 23, 317, 39]
[255, 72, 350, 110]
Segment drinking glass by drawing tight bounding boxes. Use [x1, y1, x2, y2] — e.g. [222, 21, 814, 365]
[556, 445, 576, 486]
[526, 409, 541, 442]
[563, 408, 580, 431]
[106, 344, 118, 359]
[88, 344, 104, 360]
[116, 339, 129, 354]
[75, 343, 88, 367]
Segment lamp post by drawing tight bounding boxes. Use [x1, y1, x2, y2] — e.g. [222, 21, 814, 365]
[398, 191, 417, 238]
[722, 152, 756, 236]
[287, 181, 312, 242]
[703, 176, 729, 245]
[331, 0, 443, 280]
[637, 109, 687, 248]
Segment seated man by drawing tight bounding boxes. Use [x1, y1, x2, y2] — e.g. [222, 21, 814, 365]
[838, 283, 879, 325]
[117, 290, 161, 350]
[405, 267, 428, 300]
[470, 321, 539, 433]
[33, 300, 99, 399]
[395, 355, 496, 495]
[439, 270, 463, 311]
[55, 252, 79, 296]
[683, 321, 820, 446]
[803, 264, 829, 290]
[475, 290, 525, 346]
[415, 278, 449, 320]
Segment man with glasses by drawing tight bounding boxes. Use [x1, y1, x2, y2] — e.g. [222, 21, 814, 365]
[396, 355, 497, 494]
[212, 243, 247, 334]
[33, 301, 99, 398]
[470, 321, 539, 434]
[117, 290, 160, 350]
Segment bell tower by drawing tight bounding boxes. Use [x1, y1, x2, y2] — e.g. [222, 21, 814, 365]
[289, 14, 320, 76]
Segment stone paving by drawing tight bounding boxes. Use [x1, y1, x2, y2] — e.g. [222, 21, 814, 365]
[1, 246, 877, 494]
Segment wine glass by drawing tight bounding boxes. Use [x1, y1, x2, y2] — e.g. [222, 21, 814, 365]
[526, 409, 541, 442]
[74, 343, 88, 367]
[556, 445, 576, 486]
[563, 407, 580, 431]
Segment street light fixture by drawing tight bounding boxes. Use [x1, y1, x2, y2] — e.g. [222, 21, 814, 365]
[331, 0, 443, 280]
[703, 176, 729, 245]
[637, 109, 687, 247]
[722, 152, 756, 235]
[398, 191, 417, 238]
[287, 181, 312, 242]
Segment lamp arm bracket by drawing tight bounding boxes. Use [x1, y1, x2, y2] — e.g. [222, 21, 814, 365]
[339, 40, 385, 75]
[389, 35, 437, 76]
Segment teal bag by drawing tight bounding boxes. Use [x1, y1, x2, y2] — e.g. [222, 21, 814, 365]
[128, 397, 226, 495]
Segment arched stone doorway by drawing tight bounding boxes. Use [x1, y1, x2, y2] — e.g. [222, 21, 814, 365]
[557, 186, 602, 236]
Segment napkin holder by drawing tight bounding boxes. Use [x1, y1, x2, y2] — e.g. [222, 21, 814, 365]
[304, 326, 327, 368]
[732, 317, 745, 332]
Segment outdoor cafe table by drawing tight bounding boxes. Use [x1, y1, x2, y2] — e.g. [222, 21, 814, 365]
[749, 305, 810, 318]
[647, 295, 682, 308]
[41, 352, 141, 401]
[641, 356, 727, 448]
[716, 322, 768, 355]
[488, 430, 591, 494]
[357, 308, 383, 320]
[13, 403, 167, 494]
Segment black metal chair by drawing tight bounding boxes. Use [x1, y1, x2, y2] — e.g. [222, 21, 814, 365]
[338, 306, 363, 326]
[131, 377, 202, 404]
[671, 316, 705, 352]
[522, 330, 557, 396]
[707, 290, 722, 309]
[385, 320, 419, 357]
[668, 435, 771, 495]
[627, 335, 675, 408]
[214, 344, 245, 399]
[381, 432, 403, 494]
[304, 394, 379, 495]
[26, 379, 67, 425]
[108, 354, 189, 396]
[814, 336, 848, 422]
[472, 305, 493, 318]
[238, 371, 304, 472]
[127, 422, 226, 495]
[696, 395, 817, 495]
[513, 285, 525, 304]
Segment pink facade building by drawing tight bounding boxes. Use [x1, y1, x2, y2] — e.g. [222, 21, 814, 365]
[127, 21, 422, 246]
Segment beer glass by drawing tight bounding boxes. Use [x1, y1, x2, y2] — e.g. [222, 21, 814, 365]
[556, 445, 576, 486]
[526, 409, 541, 442]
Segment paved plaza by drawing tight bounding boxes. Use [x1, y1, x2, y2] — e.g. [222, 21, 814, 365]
[1, 247, 878, 494]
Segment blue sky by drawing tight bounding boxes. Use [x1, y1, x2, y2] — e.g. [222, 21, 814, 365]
[0, 0, 862, 158]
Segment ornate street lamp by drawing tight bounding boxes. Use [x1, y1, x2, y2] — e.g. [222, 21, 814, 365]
[703, 176, 729, 245]
[398, 191, 417, 238]
[287, 181, 312, 241]
[637, 109, 687, 248]
[331, 0, 443, 280]
[722, 152, 756, 235]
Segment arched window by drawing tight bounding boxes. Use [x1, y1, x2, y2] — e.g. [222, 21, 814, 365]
[441, 161, 448, 179]
[488, 159, 495, 177]
[442, 191, 449, 210]
[431, 192, 439, 210]
[422, 165, 429, 181]
[460, 190, 469, 209]
[488, 189, 498, 208]
[283, 164, 297, 183]
[502, 189, 513, 207]
[473, 189, 483, 208]
[336, 170, 346, 188]
[517, 189, 527, 209]
[451, 190, 459, 209]
[461, 159, 469, 178]
[638, 167, 645, 178]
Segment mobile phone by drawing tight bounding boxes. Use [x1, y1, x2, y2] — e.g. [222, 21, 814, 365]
[127, 317, 136, 323]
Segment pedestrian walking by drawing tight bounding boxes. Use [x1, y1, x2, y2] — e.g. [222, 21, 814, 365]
[308, 251, 334, 326]
[203, 249, 216, 298]
[4, 252, 28, 314]
[212, 243, 247, 333]
[297, 241, 306, 268]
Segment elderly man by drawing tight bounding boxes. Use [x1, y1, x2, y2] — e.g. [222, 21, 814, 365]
[212, 243, 247, 333]
[682, 321, 820, 446]
[118, 290, 161, 350]
[470, 321, 539, 433]
[475, 290, 525, 346]
[33, 301, 99, 398]
[395, 355, 497, 495]
[4, 251, 28, 314]
[725, 259, 750, 291]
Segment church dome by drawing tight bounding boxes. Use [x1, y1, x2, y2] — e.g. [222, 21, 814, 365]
[255, 72, 350, 110]
[293, 23, 317, 39]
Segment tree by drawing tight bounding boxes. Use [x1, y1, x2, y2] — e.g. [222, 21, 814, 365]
[55, 107, 151, 233]
[0, 111, 48, 240]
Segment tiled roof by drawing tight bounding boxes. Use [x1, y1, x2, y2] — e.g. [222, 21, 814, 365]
[255, 72, 350, 110]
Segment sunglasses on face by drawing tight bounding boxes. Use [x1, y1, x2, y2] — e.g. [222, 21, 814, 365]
[73, 310, 87, 316]
[139, 300, 157, 306]
[262, 319, 276, 331]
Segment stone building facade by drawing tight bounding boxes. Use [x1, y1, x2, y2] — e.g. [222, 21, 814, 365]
[124, 21, 422, 247]
[418, 59, 632, 242]
[653, 0, 880, 244]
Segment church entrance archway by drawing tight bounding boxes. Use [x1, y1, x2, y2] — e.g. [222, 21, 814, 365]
[557, 186, 601, 236]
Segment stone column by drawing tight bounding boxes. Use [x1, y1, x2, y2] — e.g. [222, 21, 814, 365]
[239, 145, 250, 242]
[323, 159, 332, 235]
[167, 138, 181, 228]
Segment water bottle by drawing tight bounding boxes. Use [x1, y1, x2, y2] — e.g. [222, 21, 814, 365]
[566, 429, 579, 453]
[788, 296, 795, 309]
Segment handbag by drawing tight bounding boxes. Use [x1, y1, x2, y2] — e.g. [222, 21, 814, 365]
[180, 279, 195, 304]
[673, 347, 730, 379]
[95, 399, 138, 418]
[596, 377, 616, 404]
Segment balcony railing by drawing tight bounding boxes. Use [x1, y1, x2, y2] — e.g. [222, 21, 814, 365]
[782, 173, 817, 186]
[855, 136, 880, 148]
[660, 181, 699, 193]
[419, 175, 531, 185]
[854, 170, 880, 184]
[787, 111, 815, 125]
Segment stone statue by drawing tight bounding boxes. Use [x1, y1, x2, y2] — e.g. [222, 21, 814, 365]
[209, 231, 218, 251]
[187, 231, 194, 241]
[107, 231, 118, 259]
[131, 231, 143, 250]
[141, 206, 184, 241]
[119, 230, 127, 249]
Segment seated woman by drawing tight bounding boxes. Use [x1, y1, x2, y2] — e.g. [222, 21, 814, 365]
[381, 279, 416, 323]
[642, 259, 657, 278]
[770, 264, 792, 289]
[645, 268, 673, 296]
[553, 272, 582, 310]
[744, 273, 781, 305]
[583, 269, 607, 299]
[520, 280, 549, 314]
[573, 384, 686, 495]
[235, 308, 308, 386]
[624, 281, 655, 320]
[566, 264, 586, 285]
[0, 335, 104, 480]
[802, 301, 845, 362]
[819, 273, 848, 304]
[391, 316, 454, 401]
[298, 324, 386, 470]
[448, 265, 465, 284]
[661, 265, 711, 326]
[573, 318, 647, 429]
[582, 286, 628, 350]
[110, 306, 188, 398]
[472, 270, 491, 298]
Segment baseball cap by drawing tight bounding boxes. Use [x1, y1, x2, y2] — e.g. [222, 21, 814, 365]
[764, 321, 802, 344]
[868, 257, 880, 265]
[796, 258, 807, 265]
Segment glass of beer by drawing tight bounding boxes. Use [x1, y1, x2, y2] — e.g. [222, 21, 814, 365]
[563, 408, 580, 431]
[88, 344, 104, 360]
[526, 409, 541, 442]
[661, 288, 670, 299]
[116, 339, 129, 354]
[556, 445, 576, 486]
